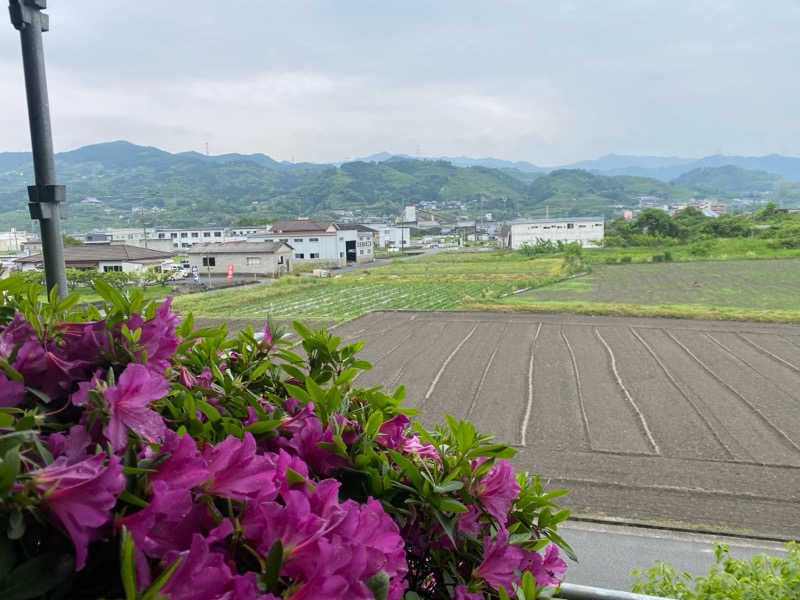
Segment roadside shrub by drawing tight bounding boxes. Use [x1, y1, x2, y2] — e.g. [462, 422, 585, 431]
[663, 250, 673, 262]
[767, 236, 800, 249]
[604, 257, 618, 264]
[518, 239, 558, 257]
[620, 255, 632, 264]
[631, 542, 800, 599]
[688, 241, 714, 257]
[0, 278, 571, 600]
[652, 254, 665, 263]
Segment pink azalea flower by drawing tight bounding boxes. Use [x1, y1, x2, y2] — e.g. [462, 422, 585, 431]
[0, 312, 36, 355]
[123, 298, 179, 375]
[0, 372, 24, 407]
[471, 458, 520, 524]
[400, 434, 439, 460]
[375, 414, 410, 449]
[457, 504, 484, 537]
[260, 323, 273, 348]
[32, 454, 124, 570]
[47, 425, 91, 464]
[524, 543, 567, 587]
[122, 480, 215, 560]
[475, 529, 526, 592]
[202, 433, 277, 501]
[103, 363, 168, 451]
[147, 429, 210, 491]
[161, 532, 262, 600]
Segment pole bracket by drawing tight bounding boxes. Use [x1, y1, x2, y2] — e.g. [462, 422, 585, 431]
[27, 184, 65, 220]
[8, 0, 48, 32]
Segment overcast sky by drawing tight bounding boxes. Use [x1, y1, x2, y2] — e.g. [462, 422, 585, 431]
[1, 1, 799, 164]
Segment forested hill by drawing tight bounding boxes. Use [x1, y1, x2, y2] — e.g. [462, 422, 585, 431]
[1, 141, 799, 231]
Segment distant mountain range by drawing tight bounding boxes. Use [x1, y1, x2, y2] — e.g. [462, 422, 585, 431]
[1, 141, 799, 231]
[357, 152, 800, 182]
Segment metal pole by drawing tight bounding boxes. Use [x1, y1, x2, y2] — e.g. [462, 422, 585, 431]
[9, 0, 67, 298]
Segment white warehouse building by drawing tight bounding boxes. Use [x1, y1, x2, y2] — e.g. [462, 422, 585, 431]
[506, 217, 604, 249]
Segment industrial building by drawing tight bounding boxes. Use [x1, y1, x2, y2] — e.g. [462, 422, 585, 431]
[504, 217, 604, 249]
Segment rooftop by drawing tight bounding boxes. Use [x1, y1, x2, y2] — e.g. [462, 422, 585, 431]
[510, 216, 604, 224]
[271, 220, 337, 233]
[15, 245, 174, 264]
[186, 241, 290, 254]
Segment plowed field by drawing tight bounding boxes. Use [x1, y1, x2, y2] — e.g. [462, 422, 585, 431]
[335, 311, 800, 538]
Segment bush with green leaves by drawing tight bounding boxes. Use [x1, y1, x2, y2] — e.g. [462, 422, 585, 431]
[631, 542, 800, 600]
[0, 277, 572, 599]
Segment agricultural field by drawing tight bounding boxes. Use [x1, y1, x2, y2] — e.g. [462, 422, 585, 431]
[172, 252, 563, 321]
[491, 258, 800, 322]
[333, 310, 800, 538]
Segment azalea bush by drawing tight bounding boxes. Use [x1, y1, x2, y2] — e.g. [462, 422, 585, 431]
[0, 276, 572, 600]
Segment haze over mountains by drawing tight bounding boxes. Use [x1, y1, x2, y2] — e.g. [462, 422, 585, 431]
[1, 141, 799, 231]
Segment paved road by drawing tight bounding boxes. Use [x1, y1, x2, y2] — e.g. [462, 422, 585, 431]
[560, 521, 787, 592]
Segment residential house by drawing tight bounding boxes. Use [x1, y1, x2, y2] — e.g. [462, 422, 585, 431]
[187, 241, 292, 278]
[13, 245, 174, 273]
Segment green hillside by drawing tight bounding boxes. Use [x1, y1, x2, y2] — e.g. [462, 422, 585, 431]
[672, 165, 784, 195]
[3, 142, 799, 232]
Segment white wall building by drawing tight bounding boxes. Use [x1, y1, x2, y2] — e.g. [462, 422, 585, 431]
[507, 217, 604, 249]
[403, 205, 417, 223]
[248, 220, 373, 266]
[363, 224, 411, 249]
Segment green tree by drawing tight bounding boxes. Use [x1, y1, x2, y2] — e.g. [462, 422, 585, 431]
[62, 234, 83, 246]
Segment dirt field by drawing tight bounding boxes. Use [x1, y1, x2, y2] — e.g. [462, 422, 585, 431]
[333, 310, 800, 539]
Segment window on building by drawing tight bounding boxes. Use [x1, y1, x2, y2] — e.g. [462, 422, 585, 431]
[595, 223, 603, 227]
[191, 232, 199, 238]
[181, 233, 188, 238]
[294, 238, 303, 243]
[214, 231, 222, 237]
[173, 243, 179, 248]
[278, 256, 284, 264]
[567, 223, 574, 229]
[310, 253, 320, 259]
[359, 249, 364, 255]
[128, 234, 133, 239]
[158, 233, 165, 239]
[309, 237, 319, 242]
[295, 253, 304, 259]
[202, 257, 216, 267]
[246, 256, 261, 266]
[171, 233, 177, 239]
[339, 252, 344, 258]
[204, 232, 211, 237]
[279, 238, 288, 243]
[103, 265, 123, 272]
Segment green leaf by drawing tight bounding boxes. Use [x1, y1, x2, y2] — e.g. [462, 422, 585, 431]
[264, 538, 283, 593]
[439, 499, 468, 513]
[467, 443, 517, 460]
[433, 480, 463, 494]
[119, 489, 149, 508]
[0, 413, 14, 429]
[245, 419, 282, 434]
[14, 415, 35, 430]
[120, 527, 137, 600]
[0, 552, 73, 600]
[0, 447, 20, 496]
[141, 555, 183, 600]
[93, 279, 127, 310]
[335, 368, 357, 385]
[366, 571, 390, 600]
[197, 400, 221, 422]
[283, 384, 311, 404]
[364, 410, 384, 440]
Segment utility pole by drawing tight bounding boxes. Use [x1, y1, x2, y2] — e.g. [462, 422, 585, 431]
[9, 0, 67, 298]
